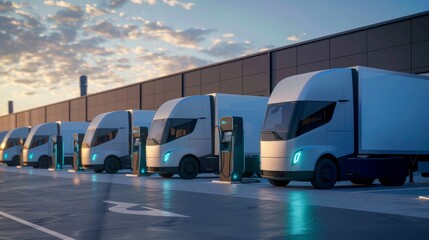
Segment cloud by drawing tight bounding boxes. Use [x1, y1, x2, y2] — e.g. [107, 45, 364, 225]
[84, 20, 139, 39]
[201, 39, 252, 58]
[135, 51, 211, 79]
[43, 0, 82, 12]
[163, 0, 194, 10]
[105, 0, 129, 9]
[141, 21, 213, 48]
[287, 33, 306, 42]
[131, 0, 156, 5]
[85, 4, 114, 16]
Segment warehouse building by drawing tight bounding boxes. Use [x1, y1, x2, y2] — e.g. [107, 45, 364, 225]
[0, 11, 428, 131]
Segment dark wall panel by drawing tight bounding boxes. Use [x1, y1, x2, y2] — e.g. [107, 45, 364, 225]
[221, 60, 242, 80]
[330, 31, 366, 58]
[272, 67, 297, 90]
[0, 115, 15, 131]
[142, 94, 154, 110]
[243, 72, 269, 95]
[330, 53, 367, 68]
[297, 40, 329, 65]
[297, 61, 330, 74]
[201, 82, 220, 94]
[272, 48, 297, 70]
[164, 75, 181, 92]
[368, 45, 411, 71]
[153, 92, 165, 109]
[201, 66, 220, 84]
[70, 98, 86, 122]
[184, 70, 200, 88]
[184, 86, 200, 96]
[243, 54, 269, 76]
[221, 78, 243, 94]
[412, 40, 429, 69]
[368, 20, 411, 51]
[16, 111, 30, 127]
[141, 81, 155, 110]
[30, 107, 46, 126]
[154, 79, 165, 93]
[412, 15, 429, 42]
[47, 102, 69, 122]
[165, 90, 181, 102]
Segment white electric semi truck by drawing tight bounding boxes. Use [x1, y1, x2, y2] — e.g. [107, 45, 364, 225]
[0, 127, 31, 166]
[146, 93, 268, 179]
[22, 122, 89, 169]
[260, 66, 429, 189]
[81, 110, 155, 174]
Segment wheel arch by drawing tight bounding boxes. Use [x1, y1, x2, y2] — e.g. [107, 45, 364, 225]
[180, 154, 200, 173]
[317, 153, 340, 180]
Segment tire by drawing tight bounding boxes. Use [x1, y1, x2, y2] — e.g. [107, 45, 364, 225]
[242, 171, 254, 178]
[379, 176, 407, 186]
[159, 173, 174, 178]
[10, 156, 20, 167]
[178, 157, 199, 179]
[351, 178, 375, 185]
[94, 169, 104, 173]
[104, 156, 120, 174]
[311, 158, 338, 189]
[38, 156, 51, 169]
[268, 179, 290, 187]
[421, 172, 429, 178]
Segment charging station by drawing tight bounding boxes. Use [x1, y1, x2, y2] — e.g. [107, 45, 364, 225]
[69, 133, 85, 172]
[49, 135, 63, 171]
[216, 116, 244, 183]
[126, 126, 149, 177]
[16, 138, 25, 168]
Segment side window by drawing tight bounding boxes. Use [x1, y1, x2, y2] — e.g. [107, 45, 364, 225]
[167, 119, 198, 143]
[92, 129, 118, 147]
[296, 102, 336, 137]
[30, 136, 50, 148]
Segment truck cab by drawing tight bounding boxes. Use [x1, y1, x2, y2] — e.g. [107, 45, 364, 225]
[0, 127, 31, 166]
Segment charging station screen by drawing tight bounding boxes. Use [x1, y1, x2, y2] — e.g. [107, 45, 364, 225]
[221, 132, 232, 143]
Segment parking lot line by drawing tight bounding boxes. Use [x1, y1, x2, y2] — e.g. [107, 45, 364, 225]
[350, 187, 429, 194]
[0, 211, 75, 240]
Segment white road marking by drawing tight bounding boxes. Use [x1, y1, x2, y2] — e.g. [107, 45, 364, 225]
[104, 201, 189, 217]
[0, 211, 75, 240]
[350, 187, 429, 193]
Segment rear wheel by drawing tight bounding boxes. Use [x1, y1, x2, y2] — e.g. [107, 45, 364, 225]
[311, 158, 337, 189]
[104, 156, 120, 174]
[268, 179, 290, 187]
[351, 178, 375, 185]
[159, 173, 174, 178]
[178, 157, 199, 179]
[38, 156, 51, 169]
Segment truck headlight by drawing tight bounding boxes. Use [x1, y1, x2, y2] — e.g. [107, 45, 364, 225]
[163, 151, 171, 163]
[292, 150, 302, 166]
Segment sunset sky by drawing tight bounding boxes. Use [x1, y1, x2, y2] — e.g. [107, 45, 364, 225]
[1, 0, 428, 115]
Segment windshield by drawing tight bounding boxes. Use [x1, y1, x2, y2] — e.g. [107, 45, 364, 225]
[2, 138, 22, 150]
[261, 101, 336, 141]
[86, 128, 119, 147]
[28, 135, 50, 149]
[147, 118, 197, 145]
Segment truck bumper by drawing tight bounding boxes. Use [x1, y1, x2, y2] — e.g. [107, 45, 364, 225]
[147, 166, 178, 174]
[261, 170, 314, 181]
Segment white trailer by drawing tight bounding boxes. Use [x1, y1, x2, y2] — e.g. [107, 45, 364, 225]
[260, 66, 429, 189]
[81, 110, 155, 173]
[22, 122, 89, 169]
[0, 127, 31, 166]
[146, 93, 268, 179]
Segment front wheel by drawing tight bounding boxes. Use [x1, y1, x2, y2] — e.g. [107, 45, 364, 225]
[104, 157, 120, 174]
[311, 158, 337, 189]
[178, 157, 199, 179]
[38, 156, 51, 169]
[268, 179, 290, 187]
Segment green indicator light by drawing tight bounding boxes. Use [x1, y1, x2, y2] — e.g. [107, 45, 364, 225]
[163, 151, 171, 163]
[221, 120, 228, 125]
[292, 150, 302, 166]
[140, 168, 146, 174]
[29, 153, 34, 160]
[92, 153, 98, 161]
[57, 164, 61, 168]
[232, 173, 238, 180]
[4, 153, 8, 159]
